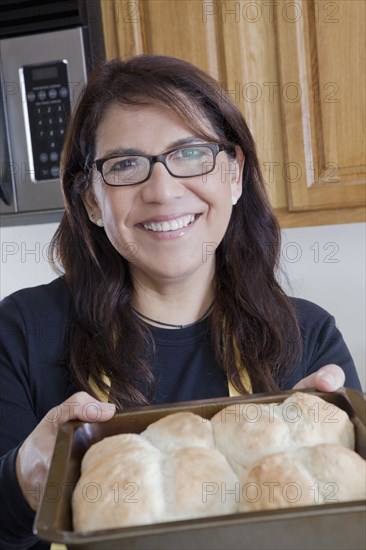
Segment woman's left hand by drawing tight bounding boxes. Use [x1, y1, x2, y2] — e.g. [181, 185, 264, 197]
[293, 364, 345, 392]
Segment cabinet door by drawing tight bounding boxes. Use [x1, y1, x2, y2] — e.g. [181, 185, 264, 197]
[275, 0, 366, 211]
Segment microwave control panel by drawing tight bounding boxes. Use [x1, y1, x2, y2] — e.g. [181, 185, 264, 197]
[22, 61, 71, 182]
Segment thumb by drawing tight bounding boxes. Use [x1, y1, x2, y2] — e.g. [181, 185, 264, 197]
[43, 391, 116, 429]
[293, 364, 345, 392]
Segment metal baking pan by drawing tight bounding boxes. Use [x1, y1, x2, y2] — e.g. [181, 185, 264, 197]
[34, 388, 366, 549]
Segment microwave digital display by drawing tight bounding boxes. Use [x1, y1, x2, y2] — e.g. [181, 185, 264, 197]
[32, 66, 59, 81]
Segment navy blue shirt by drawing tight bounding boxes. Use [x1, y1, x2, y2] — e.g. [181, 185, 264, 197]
[0, 278, 362, 549]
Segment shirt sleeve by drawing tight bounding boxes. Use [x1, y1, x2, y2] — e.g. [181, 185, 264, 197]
[284, 298, 362, 391]
[0, 295, 47, 549]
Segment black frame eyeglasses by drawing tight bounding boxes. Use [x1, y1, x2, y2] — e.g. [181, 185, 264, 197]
[90, 143, 232, 187]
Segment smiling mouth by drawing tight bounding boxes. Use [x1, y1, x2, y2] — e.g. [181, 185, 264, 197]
[142, 214, 198, 232]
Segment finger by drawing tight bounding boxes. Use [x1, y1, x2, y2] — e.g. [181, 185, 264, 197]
[293, 364, 345, 392]
[313, 364, 345, 391]
[43, 391, 116, 429]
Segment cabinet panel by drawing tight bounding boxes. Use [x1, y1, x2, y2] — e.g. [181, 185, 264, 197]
[218, 0, 287, 208]
[142, 0, 221, 78]
[101, 0, 144, 58]
[101, 0, 222, 77]
[275, 0, 366, 211]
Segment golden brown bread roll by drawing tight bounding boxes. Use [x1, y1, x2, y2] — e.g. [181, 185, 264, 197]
[211, 392, 355, 476]
[238, 443, 366, 512]
[163, 446, 238, 521]
[141, 411, 214, 453]
[73, 434, 164, 531]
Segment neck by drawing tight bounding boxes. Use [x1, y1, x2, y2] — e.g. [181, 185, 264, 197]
[130, 266, 215, 329]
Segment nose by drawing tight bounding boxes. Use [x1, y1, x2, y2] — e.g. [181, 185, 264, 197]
[140, 161, 185, 204]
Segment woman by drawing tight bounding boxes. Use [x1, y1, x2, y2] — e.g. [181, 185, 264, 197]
[0, 55, 361, 549]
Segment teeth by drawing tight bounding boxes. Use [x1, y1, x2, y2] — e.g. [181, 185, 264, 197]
[143, 214, 196, 232]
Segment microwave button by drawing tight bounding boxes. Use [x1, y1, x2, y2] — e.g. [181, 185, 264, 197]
[58, 128, 65, 137]
[40, 168, 49, 178]
[48, 88, 58, 99]
[50, 165, 60, 178]
[37, 90, 47, 101]
[37, 119, 44, 127]
[48, 129, 55, 138]
[38, 129, 46, 139]
[56, 105, 63, 113]
[26, 91, 36, 102]
[59, 87, 68, 98]
[56, 115, 64, 125]
[49, 141, 57, 149]
[50, 152, 59, 162]
[39, 152, 48, 163]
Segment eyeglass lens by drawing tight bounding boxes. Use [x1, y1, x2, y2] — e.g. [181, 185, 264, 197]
[102, 145, 216, 185]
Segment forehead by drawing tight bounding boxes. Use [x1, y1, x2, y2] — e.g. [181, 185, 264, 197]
[94, 102, 216, 156]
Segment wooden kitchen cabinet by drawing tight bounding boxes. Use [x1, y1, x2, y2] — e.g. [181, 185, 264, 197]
[99, 0, 366, 227]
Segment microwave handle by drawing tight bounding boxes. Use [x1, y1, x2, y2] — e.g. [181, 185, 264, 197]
[0, 74, 13, 206]
[0, 179, 10, 205]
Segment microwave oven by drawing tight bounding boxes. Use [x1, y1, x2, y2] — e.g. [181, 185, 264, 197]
[0, 0, 105, 225]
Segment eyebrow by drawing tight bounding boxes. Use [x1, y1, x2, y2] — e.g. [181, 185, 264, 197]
[99, 137, 208, 158]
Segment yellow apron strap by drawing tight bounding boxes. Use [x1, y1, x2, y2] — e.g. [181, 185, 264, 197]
[228, 369, 252, 396]
[50, 545, 67, 550]
[88, 373, 111, 402]
[229, 334, 252, 395]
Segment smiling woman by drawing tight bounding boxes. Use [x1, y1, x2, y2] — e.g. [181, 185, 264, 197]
[0, 55, 362, 549]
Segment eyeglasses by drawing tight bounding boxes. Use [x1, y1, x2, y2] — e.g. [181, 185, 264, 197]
[91, 143, 230, 187]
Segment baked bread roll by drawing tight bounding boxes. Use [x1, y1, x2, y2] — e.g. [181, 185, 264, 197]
[211, 392, 355, 476]
[164, 446, 238, 521]
[142, 411, 214, 453]
[238, 443, 366, 512]
[73, 434, 164, 531]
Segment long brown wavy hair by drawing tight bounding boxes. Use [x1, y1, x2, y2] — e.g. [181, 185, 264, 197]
[50, 55, 301, 408]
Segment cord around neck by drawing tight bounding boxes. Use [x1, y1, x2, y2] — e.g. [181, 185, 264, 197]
[131, 303, 214, 329]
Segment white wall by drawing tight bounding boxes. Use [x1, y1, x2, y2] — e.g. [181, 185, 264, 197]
[280, 223, 365, 390]
[1, 221, 365, 389]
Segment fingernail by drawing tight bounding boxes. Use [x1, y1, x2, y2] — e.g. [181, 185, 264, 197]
[319, 372, 336, 386]
[99, 402, 115, 410]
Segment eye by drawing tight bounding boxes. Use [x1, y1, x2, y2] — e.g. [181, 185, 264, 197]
[108, 157, 140, 172]
[171, 146, 210, 162]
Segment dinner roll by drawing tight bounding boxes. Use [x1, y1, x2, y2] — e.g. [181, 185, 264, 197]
[163, 447, 239, 521]
[211, 392, 355, 476]
[142, 411, 214, 453]
[73, 434, 165, 531]
[238, 443, 366, 512]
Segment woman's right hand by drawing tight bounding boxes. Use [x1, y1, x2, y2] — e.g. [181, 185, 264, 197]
[15, 391, 116, 511]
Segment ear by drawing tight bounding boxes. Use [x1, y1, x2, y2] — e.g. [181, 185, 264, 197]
[230, 146, 244, 202]
[81, 186, 102, 224]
